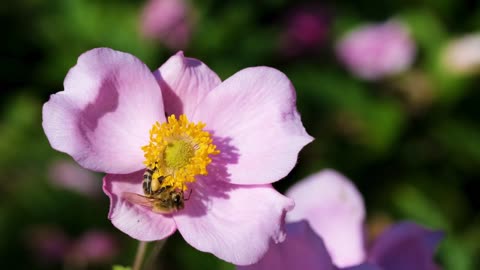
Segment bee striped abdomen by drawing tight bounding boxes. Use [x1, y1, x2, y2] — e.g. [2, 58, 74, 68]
[142, 168, 154, 196]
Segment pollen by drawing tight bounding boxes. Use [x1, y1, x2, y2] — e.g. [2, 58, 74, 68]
[142, 114, 220, 191]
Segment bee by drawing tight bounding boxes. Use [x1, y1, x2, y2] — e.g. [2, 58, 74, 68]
[123, 168, 191, 214]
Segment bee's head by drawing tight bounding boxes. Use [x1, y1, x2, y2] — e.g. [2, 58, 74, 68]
[171, 192, 184, 209]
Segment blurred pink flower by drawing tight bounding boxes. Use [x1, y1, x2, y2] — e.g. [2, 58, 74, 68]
[280, 6, 329, 57]
[336, 21, 416, 80]
[26, 225, 70, 264]
[239, 170, 443, 270]
[70, 230, 118, 264]
[42, 48, 312, 264]
[49, 159, 100, 197]
[26, 226, 118, 266]
[141, 0, 192, 49]
[442, 33, 480, 75]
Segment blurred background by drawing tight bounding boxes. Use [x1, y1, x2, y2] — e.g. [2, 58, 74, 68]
[1, 0, 480, 269]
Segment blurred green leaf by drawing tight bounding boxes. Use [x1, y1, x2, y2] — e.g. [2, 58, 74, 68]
[112, 265, 131, 270]
[291, 67, 406, 154]
[432, 119, 480, 171]
[392, 184, 449, 229]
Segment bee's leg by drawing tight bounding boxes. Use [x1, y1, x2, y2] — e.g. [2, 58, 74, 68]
[157, 185, 173, 194]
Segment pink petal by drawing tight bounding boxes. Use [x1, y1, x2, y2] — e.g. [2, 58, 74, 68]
[368, 222, 443, 270]
[153, 51, 221, 117]
[43, 48, 165, 174]
[103, 172, 177, 241]
[286, 170, 366, 267]
[237, 221, 335, 270]
[192, 67, 313, 185]
[173, 177, 294, 265]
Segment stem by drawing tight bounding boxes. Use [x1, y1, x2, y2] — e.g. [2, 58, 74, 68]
[144, 238, 168, 270]
[132, 241, 148, 270]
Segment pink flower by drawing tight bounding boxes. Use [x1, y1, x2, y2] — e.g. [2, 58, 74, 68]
[238, 170, 443, 270]
[280, 6, 330, 57]
[25, 225, 71, 264]
[70, 230, 119, 264]
[25, 226, 118, 266]
[48, 159, 101, 197]
[141, 0, 192, 50]
[336, 21, 416, 80]
[442, 33, 480, 75]
[42, 48, 312, 264]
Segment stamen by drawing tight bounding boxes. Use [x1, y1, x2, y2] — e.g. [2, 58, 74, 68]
[142, 114, 220, 191]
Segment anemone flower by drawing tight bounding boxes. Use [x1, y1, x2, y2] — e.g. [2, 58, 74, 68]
[239, 170, 443, 270]
[42, 48, 312, 264]
[336, 21, 416, 80]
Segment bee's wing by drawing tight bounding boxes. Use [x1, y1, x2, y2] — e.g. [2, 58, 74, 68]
[122, 192, 154, 207]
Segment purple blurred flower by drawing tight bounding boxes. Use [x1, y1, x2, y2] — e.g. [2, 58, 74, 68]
[25, 226, 118, 266]
[336, 21, 416, 80]
[141, 0, 192, 49]
[442, 33, 480, 75]
[238, 220, 341, 270]
[48, 160, 100, 197]
[280, 6, 329, 57]
[238, 170, 443, 270]
[25, 225, 71, 264]
[368, 222, 443, 270]
[69, 230, 119, 264]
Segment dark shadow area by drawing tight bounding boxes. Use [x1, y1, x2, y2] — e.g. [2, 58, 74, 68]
[79, 79, 120, 134]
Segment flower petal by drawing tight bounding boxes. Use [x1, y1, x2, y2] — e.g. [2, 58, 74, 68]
[173, 178, 294, 265]
[43, 48, 165, 174]
[192, 67, 313, 185]
[103, 172, 177, 241]
[368, 222, 443, 270]
[237, 221, 335, 270]
[153, 51, 221, 117]
[286, 170, 366, 267]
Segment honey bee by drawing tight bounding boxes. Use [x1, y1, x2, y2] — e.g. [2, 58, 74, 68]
[123, 168, 191, 214]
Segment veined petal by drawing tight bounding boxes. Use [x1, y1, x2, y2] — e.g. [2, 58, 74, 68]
[103, 172, 177, 241]
[154, 51, 221, 117]
[192, 67, 313, 185]
[173, 178, 294, 265]
[368, 222, 443, 270]
[286, 170, 366, 267]
[43, 48, 165, 174]
[237, 221, 335, 270]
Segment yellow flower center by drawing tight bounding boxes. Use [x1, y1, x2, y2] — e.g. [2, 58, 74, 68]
[142, 114, 220, 191]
